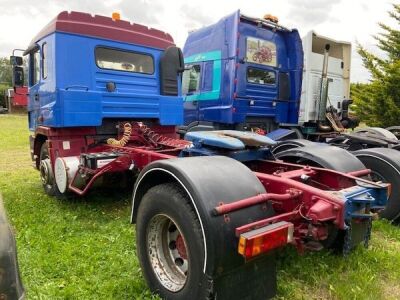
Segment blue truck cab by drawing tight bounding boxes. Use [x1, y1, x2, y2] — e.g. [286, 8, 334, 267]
[20, 11, 184, 131]
[181, 11, 303, 133]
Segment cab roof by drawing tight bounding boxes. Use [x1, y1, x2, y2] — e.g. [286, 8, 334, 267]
[26, 11, 175, 52]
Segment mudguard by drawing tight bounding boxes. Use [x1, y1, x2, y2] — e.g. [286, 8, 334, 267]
[0, 195, 24, 300]
[271, 138, 318, 154]
[132, 156, 277, 299]
[275, 144, 366, 173]
[356, 127, 398, 140]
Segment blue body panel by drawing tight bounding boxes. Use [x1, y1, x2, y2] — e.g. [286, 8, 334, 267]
[28, 32, 183, 131]
[341, 185, 388, 224]
[182, 10, 303, 128]
[185, 130, 276, 150]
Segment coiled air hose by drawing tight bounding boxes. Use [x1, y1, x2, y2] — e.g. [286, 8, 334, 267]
[107, 122, 132, 146]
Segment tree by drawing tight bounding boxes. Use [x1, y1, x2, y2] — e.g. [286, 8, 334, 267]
[0, 57, 12, 86]
[0, 57, 13, 108]
[353, 4, 400, 127]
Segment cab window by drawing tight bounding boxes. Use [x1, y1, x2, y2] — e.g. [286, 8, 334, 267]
[42, 43, 48, 79]
[247, 68, 276, 85]
[29, 50, 40, 86]
[95, 47, 154, 74]
[182, 64, 201, 94]
[202, 61, 213, 91]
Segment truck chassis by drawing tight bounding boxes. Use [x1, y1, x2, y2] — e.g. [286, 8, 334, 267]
[34, 121, 388, 299]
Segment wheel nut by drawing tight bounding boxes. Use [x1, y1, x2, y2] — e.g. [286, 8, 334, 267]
[175, 258, 184, 266]
[169, 241, 177, 250]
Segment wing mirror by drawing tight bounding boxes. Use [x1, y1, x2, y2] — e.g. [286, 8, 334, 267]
[10, 56, 24, 87]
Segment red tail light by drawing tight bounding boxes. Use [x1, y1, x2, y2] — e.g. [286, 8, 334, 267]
[238, 221, 293, 259]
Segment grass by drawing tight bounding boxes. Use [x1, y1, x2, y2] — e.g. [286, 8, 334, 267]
[0, 114, 399, 299]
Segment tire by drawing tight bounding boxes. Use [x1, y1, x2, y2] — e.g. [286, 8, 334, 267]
[386, 126, 400, 140]
[39, 143, 65, 198]
[354, 151, 400, 220]
[136, 183, 212, 300]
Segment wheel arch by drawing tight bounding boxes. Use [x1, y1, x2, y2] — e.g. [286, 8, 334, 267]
[33, 133, 47, 169]
[271, 139, 316, 155]
[131, 156, 277, 295]
[356, 127, 398, 140]
[131, 166, 209, 273]
[275, 144, 366, 172]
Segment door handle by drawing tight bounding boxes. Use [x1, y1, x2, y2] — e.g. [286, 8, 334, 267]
[34, 94, 39, 101]
[192, 101, 198, 106]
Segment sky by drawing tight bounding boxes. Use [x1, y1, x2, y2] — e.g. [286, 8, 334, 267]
[0, 0, 396, 83]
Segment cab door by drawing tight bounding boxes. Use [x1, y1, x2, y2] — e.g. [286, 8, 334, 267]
[27, 46, 41, 131]
[182, 63, 202, 125]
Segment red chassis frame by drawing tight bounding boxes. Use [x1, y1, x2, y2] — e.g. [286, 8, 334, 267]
[34, 122, 387, 252]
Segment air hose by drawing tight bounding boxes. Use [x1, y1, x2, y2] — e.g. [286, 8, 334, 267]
[107, 122, 132, 146]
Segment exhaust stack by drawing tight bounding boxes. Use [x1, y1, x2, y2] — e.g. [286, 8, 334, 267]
[317, 43, 331, 121]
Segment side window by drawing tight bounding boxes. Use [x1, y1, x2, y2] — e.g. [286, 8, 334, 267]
[247, 67, 276, 85]
[202, 61, 213, 91]
[42, 43, 48, 79]
[182, 64, 201, 95]
[29, 50, 40, 86]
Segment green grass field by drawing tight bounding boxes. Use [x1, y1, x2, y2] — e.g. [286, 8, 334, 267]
[1, 114, 399, 299]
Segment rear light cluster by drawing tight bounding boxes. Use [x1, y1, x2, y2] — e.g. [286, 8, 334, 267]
[238, 221, 293, 259]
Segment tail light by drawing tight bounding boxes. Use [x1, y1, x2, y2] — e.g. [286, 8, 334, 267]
[238, 221, 293, 260]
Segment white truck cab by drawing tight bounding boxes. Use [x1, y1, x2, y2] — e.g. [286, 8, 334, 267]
[299, 31, 351, 125]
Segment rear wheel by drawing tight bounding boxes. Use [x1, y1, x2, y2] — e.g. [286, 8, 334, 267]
[353, 152, 400, 221]
[39, 143, 57, 196]
[136, 183, 211, 299]
[39, 143, 65, 198]
[386, 126, 400, 140]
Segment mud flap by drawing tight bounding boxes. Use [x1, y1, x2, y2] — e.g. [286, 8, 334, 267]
[213, 254, 276, 300]
[343, 219, 372, 255]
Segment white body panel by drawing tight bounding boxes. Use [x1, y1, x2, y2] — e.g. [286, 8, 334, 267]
[299, 31, 351, 124]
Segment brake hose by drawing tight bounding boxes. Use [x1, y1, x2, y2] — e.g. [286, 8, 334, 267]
[107, 122, 132, 146]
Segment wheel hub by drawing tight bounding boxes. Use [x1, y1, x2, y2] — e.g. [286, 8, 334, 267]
[39, 158, 52, 185]
[147, 214, 189, 292]
[175, 234, 187, 260]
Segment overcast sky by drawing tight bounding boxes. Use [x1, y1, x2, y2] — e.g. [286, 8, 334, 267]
[0, 0, 396, 82]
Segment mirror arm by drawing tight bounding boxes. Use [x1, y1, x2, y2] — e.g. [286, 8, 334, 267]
[12, 48, 26, 56]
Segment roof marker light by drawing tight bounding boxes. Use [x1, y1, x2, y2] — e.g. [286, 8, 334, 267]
[112, 12, 121, 21]
[263, 14, 279, 23]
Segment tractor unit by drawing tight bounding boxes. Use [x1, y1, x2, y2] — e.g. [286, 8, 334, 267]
[11, 11, 391, 299]
[181, 10, 400, 222]
[180, 11, 303, 135]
